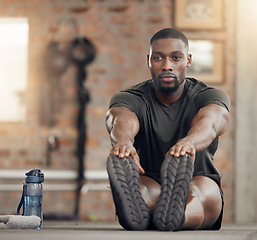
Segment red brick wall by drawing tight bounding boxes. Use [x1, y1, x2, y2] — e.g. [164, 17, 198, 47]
[0, 0, 235, 223]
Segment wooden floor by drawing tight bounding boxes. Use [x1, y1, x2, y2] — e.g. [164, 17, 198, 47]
[1, 221, 257, 240]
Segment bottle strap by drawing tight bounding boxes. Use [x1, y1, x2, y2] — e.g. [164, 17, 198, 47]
[17, 185, 25, 215]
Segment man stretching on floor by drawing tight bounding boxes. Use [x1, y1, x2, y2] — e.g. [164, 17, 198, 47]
[105, 28, 230, 231]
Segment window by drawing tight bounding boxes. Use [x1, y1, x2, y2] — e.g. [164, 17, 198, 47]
[0, 17, 28, 122]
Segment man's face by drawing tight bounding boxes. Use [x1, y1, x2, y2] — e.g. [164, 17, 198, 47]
[148, 38, 191, 96]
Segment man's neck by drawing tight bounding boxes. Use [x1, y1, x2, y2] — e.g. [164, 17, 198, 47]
[153, 81, 186, 107]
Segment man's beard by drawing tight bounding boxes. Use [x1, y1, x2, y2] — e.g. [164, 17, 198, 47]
[153, 75, 181, 96]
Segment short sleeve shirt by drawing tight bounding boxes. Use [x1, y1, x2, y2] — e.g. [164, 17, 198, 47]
[109, 78, 230, 185]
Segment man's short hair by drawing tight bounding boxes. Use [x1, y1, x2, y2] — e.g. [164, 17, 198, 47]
[150, 28, 188, 48]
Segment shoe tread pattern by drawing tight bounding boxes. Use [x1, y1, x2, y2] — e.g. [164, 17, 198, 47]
[107, 155, 150, 230]
[153, 154, 194, 231]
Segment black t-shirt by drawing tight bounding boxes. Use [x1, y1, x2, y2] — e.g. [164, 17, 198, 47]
[109, 78, 230, 186]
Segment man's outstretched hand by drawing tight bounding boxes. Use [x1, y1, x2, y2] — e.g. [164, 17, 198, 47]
[168, 138, 196, 161]
[110, 143, 145, 174]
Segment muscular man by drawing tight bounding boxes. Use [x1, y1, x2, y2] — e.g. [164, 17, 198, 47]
[105, 28, 230, 231]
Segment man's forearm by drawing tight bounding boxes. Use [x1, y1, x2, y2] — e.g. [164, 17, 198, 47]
[184, 119, 217, 152]
[186, 104, 229, 151]
[109, 118, 136, 146]
[106, 107, 144, 173]
[106, 107, 140, 147]
[169, 104, 229, 160]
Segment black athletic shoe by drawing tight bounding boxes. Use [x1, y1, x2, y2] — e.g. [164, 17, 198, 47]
[153, 154, 194, 231]
[107, 154, 151, 230]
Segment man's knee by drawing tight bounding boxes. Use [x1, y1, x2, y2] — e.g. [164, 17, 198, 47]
[188, 176, 222, 229]
[183, 193, 204, 229]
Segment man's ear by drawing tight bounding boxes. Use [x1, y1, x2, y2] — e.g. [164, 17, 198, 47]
[187, 53, 192, 67]
[147, 54, 150, 68]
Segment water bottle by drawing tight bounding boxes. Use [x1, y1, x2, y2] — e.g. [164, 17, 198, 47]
[17, 169, 44, 229]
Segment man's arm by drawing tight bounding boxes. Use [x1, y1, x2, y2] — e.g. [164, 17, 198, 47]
[168, 104, 230, 161]
[105, 106, 144, 173]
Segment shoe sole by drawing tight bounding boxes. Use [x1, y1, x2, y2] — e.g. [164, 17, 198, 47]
[153, 154, 194, 231]
[107, 154, 151, 230]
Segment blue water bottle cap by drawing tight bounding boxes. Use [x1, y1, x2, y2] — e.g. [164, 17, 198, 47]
[25, 169, 44, 183]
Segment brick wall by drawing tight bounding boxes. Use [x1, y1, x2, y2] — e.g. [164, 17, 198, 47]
[0, 0, 235, 223]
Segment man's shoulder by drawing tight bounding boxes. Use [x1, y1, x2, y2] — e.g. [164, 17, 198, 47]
[185, 77, 220, 96]
[186, 77, 211, 91]
[109, 80, 152, 110]
[186, 78, 230, 111]
[186, 77, 227, 96]
[122, 80, 152, 96]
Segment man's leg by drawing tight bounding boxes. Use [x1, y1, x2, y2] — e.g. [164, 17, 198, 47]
[139, 163, 222, 230]
[182, 176, 222, 230]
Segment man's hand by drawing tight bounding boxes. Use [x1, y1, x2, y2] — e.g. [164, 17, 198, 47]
[168, 138, 196, 161]
[110, 143, 145, 174]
